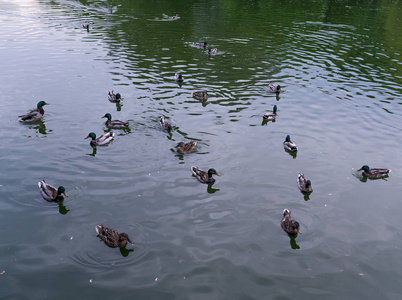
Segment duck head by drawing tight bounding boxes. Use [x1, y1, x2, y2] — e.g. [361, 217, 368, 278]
[58, 186, 68, 197]
[37, 101, 49, 108]
[208, 168, 219, 177]
[358, 165, 370, 173]
[103, 113, 112, 120]
[85, 132, 96, 140]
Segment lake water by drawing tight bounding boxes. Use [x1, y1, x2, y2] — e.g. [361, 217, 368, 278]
[1, 0, 402, 299]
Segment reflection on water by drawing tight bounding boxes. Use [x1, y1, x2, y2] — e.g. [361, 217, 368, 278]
[58, 201, 70, 215]
[289, 236, 300, 250]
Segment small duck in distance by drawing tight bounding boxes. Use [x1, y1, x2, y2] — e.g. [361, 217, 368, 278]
[193, 91, 208, 101]
[176, 141, 197, 154]
[208, 48, 217, 55]
[172, 14, 179, 19]
[191, 166, 219, 184]
[102, 113, 129, 129]
[175, 73, 184, 82]
[358, 165, 390, 179]
[38, 180, 68, 202]
[283, 135, 298, 152]
[160, 117, 172, 132]
[85, 132, 115, 146]
[82, 24, 90, 31]
[297, 174, 313, 194]
[95, 225, 133, 248]
[263, 105, 277, 120]
[19, 101, 49, 122]
[194, 41, 208, 48]
[281, 209, 300, 236]
[269, 83, 281, 93]
[108, 90, 122, 103]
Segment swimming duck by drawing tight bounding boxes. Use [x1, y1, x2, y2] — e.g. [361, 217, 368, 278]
[263, 105, 277, 120]
[38, 180, 67, 202]
[85, 132, 115, 146]
[95, 225, 133, 248]
[194, 41, 208, 48]
[191, 166, 219, 184]
[160, 117, 172, 132]
[358, 165, 390, 179]
[297, 174, 313, 194]
[172, 14, 179, 19]
[102, 113, 129, 129]
[82, 24, 89, 31]
[269, 83, 281, 93]
[19, 101, 49, 122]
[175, 73, 184, 82]
[208, 48, 217, 55]
[283, 135, 298, 152]
[108, 91, 122, 103]
[176, 141, 197, 153]
[281, 209, 300, 236]
[193, 91, 208, 101]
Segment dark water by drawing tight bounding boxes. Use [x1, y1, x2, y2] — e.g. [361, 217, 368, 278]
[1, 0, 401, 299]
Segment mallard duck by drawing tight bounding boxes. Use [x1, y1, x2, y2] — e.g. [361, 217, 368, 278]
[191, 166, 219, 184]
[358, 165, 390, 179]
[82, 24, 89, 31]
[160, 117, 172, 132]
[194, 41, 208, 48]
[102, 113, 129, 129]
[263, 105, 277, 120]
[176, 141, 197, 153]
[19, 101, 49, 122]
[297, 174, 313, 194]
[281, 209, 300, 236]
[85, 132, 115, 146]
[208, 48, 217, 55]
[172, 14, 179, 19]
[175, 73, 184, 82]
[193, 91, 208, 101]
[269, 83, 281, 93]
[38, 180, 67, 202]
[95, 225, 133, 248]
[283, 135, 298, 152]
[108, 90, 122, 103]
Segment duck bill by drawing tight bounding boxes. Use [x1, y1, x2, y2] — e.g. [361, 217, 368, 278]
[63, 192, 68, 197]
[128, 238, 134, 244]
[297, 229, 302, 234]
[357, 168, 363, 171]
[85, 136, 90, 139]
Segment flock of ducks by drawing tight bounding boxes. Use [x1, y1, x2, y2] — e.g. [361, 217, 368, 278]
[18, 13, 391, 249]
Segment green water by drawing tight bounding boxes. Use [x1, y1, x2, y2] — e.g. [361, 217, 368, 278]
[1, 0, 401, 299]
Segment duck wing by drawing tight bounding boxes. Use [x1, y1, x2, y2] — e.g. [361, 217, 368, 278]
[95, 225, 120, 247]
[95, 132, 115, 145]
[38, 180, 58, 201]
[19, 109, 42, 121]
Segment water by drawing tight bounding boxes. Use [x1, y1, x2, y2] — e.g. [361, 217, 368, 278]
[1, 0, 402, 299]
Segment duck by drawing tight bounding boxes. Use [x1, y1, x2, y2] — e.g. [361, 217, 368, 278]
[82, 24, 90, 31]
[191, 166, 219, 184]
[85, 132, 115, 146]
[193, 91, 208, 101]
[175, 73, 184, 82]
[208, 48, 217, 55]
[269, 83, 281, 93]
[281, 209, 300, 236]
[102, 113, 129, 129]
[95, 225, 133, 248]
[38, 180, 67, 202]
[263, 105, 277, 120]
[358, 165, 390, 179]
[194, 41, 208, 48]
[297, 174, 313, 194]
[176, 141, 197, 153]
[108, 90, 122, 103]
[160, 117, 172, 132]
[172, 14, 179, 19]
[283, 135, 298, 152]
[19, 101, 49, 122]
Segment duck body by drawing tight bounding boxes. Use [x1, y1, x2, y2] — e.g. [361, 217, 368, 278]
[85, 132, 115, 146]
[283, 135, 298, 152]
[38, 180, 67, 202]
[176, 141, 197, 153]
[160, 117, 172, 132]
[82, 24, 89, 31]
[172, 14, 179, 19]
[207, 48, 217, 55]
[95, 225, 133, 248]
[269, 83, 281, 93]
[193, 91, 208, 101]
[175, 73, 184, 82]
[263, 105, 277, 120]
[191, 166, 219, 184]
[108, 91, 122, 103]
[358, 165, 390, 179]
[297, 174, 313, 194]
[19, 101, 49, 122]
[281, 209, 300, 236]
[103, 113, 129, 129]
[194, 41, 208, 48]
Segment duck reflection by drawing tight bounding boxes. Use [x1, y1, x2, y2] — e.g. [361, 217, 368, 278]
[120, 247, 134, 257]
[261, 118, 276, 126]
[285, 149, 297, 159]
[289, 235, 300, 250]
[303, 194, 310, 201]
[207, 184, 220, 194]
[115, 102, 122, 112]
[58, 201, 70, 215]
[87, 146, 97, 157]
[25, 120, 51, 136]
